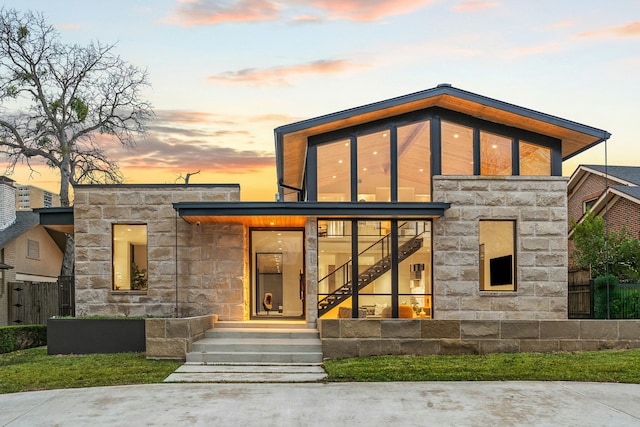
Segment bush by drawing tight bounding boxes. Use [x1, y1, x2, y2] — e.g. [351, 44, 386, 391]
[0, 325, 47, 354]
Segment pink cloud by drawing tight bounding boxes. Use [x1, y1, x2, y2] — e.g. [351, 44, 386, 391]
[548, 19, 575, 29]
[167, 0, 434, 25]
[302, 0, 434, 21]
[506, 42, 562, 57]
[168, 0, 280, 26]
[209, 59, 364, 86]
[577, 21, 640, 38]
[451, 0, 499, 12]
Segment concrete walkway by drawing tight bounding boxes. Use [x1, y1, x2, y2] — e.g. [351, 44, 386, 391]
[1, 382, 640, 426]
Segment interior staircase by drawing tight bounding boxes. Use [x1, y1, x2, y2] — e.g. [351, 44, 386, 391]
[164, 321, 327, 383]
[318, 234, 424, 316]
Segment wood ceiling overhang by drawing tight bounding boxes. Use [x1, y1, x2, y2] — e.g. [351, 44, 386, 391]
[173, 201, 450, 227]
[275, 84, 611, 191]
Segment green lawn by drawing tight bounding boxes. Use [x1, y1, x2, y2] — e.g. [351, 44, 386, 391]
[323, 349, 640, 383]
[0, 348, 182, 394]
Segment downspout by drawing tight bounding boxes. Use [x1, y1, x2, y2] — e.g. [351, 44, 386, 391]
[175, 210, 179, 318]
[604, 137, 610, 319]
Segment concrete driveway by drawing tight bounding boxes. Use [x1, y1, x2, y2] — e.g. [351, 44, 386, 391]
[1, 381, 640, 426]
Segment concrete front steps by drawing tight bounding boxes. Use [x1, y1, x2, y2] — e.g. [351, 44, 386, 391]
[164, 321, 327, 383]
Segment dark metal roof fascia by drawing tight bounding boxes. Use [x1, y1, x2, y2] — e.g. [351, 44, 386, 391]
[274, 85, 611, 142]
[34, 207, 74, 226]
[172, 201, 450, 217]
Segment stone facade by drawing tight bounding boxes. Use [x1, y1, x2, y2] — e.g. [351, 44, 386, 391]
[73, 184, 244, 319]
[432, 175, 568, 320]
[319, 319, 640, 358]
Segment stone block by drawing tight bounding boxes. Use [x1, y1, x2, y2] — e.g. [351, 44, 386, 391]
[521, 208, 550, 221]
[357, 339, 381, 357]
[377, 339, 402, 355]
[520, 238, 549, 251]
[319, 319, 340, 338]
[540, 321, 579, 339]
[341, 319, 381, 338]
[535, 253, 566, 267]
[145, 338, 186, 360]
[506, 192, 536, 206]
[399, 339, 440, 355]
[461, 320, 499, 339]
[380, 320, 421, 338]
[619, 321, 640, 340]
[145, 319, 167, 338]
[422, 320, 460, 339]
[440, 339, 480, 355]
[500, 321, 539, 339]
[579, 320, 618, 340]
[519, 340, 559, 353]
[536, 193, 566, 207]
[322, 339, 358, 359]
[479, 339, 519, 354]
[166, 319, 189, 338]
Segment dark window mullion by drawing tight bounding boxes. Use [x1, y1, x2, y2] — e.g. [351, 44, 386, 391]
[307, 144, 318, 201]
[473, 128, 481, 175]
[390, 127, 398, 202]
[351, 220, 359, 317]
[350, 136, 357, 202]
[391, 219, 399, 318]
[513, 138, 520, 175]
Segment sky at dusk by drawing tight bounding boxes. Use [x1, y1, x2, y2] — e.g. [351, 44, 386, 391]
[1, 0, 639, 201]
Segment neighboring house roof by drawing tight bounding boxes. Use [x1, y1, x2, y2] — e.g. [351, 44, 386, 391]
[571, 165, 640, 188]
[0, 211, 39, 248]
[0, 262, 13, 270]
[275, 83, 611, 192]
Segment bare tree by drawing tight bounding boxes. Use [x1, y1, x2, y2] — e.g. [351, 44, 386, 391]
[0, 9, 154, 276]
[0, 9, 154, 206]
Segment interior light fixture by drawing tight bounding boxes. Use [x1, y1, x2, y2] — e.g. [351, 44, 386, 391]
[453, 134, 459, 138]
[419, 168, 424, 172]
[492, 144, 498, 149]
[373, 151, 377, 155]
[338, 160, 343, 164]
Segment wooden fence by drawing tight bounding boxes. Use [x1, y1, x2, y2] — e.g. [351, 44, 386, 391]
[9, 281, 62, 325]
[568, 267, 593, 319]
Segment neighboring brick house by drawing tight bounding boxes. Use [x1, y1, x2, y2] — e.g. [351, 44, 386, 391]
[0, 176, 64, 325]
[568, 165, 640, 261]
[39, 84, 611, 326]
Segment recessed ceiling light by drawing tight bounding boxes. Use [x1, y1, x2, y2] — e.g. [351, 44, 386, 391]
[373, 151, 377, 155]
[492, 144, 497, 149]
[419, 168, 424, 172]
[453, 134, 459, 139]
[338, 160, 343, 164]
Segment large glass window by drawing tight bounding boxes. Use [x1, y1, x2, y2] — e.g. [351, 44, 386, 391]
[481, 131, 512, 175]
[318, 219, 432, 318]
[398, 120, 431, 201]
[357, 130, 391, 202]
[519, 141, 551, 176]
[479, 220, 515, 291]
[318, 220, 353, 317]
[113, 224, 147, 291]
[441, 121, 473, 175]
[317, 139, 351, 202]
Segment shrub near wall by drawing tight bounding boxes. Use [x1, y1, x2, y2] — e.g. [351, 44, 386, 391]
[0, 325, 47, 354]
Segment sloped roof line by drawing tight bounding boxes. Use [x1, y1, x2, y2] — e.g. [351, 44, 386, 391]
[0, 211, 39, 248]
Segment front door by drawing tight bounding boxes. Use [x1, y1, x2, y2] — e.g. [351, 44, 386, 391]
[250, 229, 305, 319]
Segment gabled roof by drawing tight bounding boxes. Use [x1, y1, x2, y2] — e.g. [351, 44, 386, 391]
[275, 84, 611, 192]
[0, 211, 39, 248]
[568, 165, 640, 195]
[569, 185, 640, 238]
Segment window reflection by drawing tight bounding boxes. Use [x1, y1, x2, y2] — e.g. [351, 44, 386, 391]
[398, 120, 431, 201]
[317, 139, 351, 202]
[357, 130, 390, 201]
[480, 131, 512, 175]
[519, 141, 551, 176]
[442, 121, 473, 175]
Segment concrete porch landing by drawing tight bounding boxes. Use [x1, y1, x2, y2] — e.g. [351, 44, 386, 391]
[164, 321, 327, 383]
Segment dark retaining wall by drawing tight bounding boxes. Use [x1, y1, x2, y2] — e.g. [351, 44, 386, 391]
[47, 319, 145, 354]
[319, 319, 640, 359]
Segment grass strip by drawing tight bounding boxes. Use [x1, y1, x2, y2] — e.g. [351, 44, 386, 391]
[0, 348, 182, 394]
[323, 349, 640, 383]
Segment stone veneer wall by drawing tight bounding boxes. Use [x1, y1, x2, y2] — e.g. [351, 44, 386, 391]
[432, 176, 568, 320]
[319, 319, 640, 358]
[145, 314, 217, 360]
[305, 218, 319, 326]
[73, 185, 243, 319]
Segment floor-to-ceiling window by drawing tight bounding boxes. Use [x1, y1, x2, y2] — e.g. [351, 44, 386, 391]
[317, 219, 432, 318]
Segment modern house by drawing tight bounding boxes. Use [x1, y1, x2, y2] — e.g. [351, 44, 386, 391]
[568, 165, 640, 245]
[39, 84, 613, 332]
[0, 176, 65, 325]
